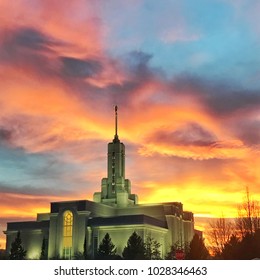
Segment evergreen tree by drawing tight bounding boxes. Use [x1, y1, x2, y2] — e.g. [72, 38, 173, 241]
[219, 230, 260, 260]
[83, 234, 88, 260]
[96, 233, 117, 260]
[40, 237, 48, 260]
[73, 252, 84, 260]
[9, 231, 27, 260]
[239, 232, 256, 259]
[186, 234, 209, 260]
[220, 234, 240, 260]
[122, 231, 145, 260]
[165, 245, 177, 260]
[144, 236, 161, 260]
[253, 229, 260, 258]
[0, 245, 7, 260]
[165, 242, 184, 260]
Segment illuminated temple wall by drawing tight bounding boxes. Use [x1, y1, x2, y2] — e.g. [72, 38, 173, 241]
[5, 221, 49, 259]
[89, 224, 168, 257]
[5, 199, 194, 259]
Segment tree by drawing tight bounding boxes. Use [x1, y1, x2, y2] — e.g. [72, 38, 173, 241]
[207, 216, 234, 257]
[9, 231, 27, 260]
[252, 229, 260, 259]
[122, 231, 145, 260]
[83, 234, 88, 260]
[165, 241, 185, 260]
[165, 245, 177, 260]
[144, 236, 161, 260]
[40, 237, 48, 260]
[206, 187, 260, 259]
[220, 234, 240, 260]
[186, 234, 210, 260]
[96, 233, 117, 260]
[0, 244, 7, 260]
[236, 187, 260, 237]
[219, 230, 260, 260]
[73, 251, 85, 260]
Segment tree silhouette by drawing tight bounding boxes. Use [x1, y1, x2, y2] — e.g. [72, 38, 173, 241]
[186, 234, 209, 260]
[165, 245, 177, 260]
[40, 237, 48, 260]
[83, 234, 88, 260]
[207, 188, 260, 259]
[165, 241, 184, 260]
[96, 233, 117, 260]
[220, 234, 240, 260]
[122, 231, 145, 260]
[207, 216, 234, 257]
[219, 230, 260, 260]
[0, 245, 7, 260]
[9, 231, 27, 260]
[237, 187, 260, 237]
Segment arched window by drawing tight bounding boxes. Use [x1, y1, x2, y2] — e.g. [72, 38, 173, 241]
[63, 210, 73, 259]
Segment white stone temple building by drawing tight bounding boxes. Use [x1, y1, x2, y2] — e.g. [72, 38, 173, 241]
[4, 107, 195, 259]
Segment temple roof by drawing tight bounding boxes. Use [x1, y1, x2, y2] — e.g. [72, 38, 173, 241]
[88, 214, 168, 229]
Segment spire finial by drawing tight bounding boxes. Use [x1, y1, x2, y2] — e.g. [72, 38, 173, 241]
[114, 105, 119, 142]
[115, 105, 118, 136]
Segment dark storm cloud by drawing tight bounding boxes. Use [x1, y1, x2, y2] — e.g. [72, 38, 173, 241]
[0, 182, 68, 197]
[148, 123, 217, 147]
[124, 50, 166, 82]
[207, 90, 260, 114]
[108, 51, 154, 93]
[0, 26, 64, 79]
[171, 75, 260, 115]
[0, 26, 61, 59]
[4, 27, 57, 51]
[106, 80, 140, 104]
[127, 51, 153, 75]
[0, 128, 12, 143]
[61, 56, 102, 78]
[59, 50, 158, 110]
[0, 27, 165, 111]
[102, 51, 162, 107]
[232, 120, 260, 145]
[0, 26, 105, 82]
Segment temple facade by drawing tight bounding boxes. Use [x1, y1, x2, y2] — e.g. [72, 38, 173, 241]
[4, 107, 195, 259]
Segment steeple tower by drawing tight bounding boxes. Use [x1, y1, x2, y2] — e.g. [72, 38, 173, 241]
[113, 105, 119, 142]
[93, 106, 138, 207]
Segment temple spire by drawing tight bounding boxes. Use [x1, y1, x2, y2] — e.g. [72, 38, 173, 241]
[114, 105, 119, 142]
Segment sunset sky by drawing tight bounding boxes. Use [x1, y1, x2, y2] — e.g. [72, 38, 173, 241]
[0, 0, 260, 248]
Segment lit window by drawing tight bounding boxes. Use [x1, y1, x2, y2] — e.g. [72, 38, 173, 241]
[63, 210, 73, 259]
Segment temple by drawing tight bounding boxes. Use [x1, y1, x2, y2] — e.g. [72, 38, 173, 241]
[4, 107, 195, 259]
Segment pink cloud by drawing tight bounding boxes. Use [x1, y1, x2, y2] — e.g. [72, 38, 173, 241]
[161, 28, 201, 44]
